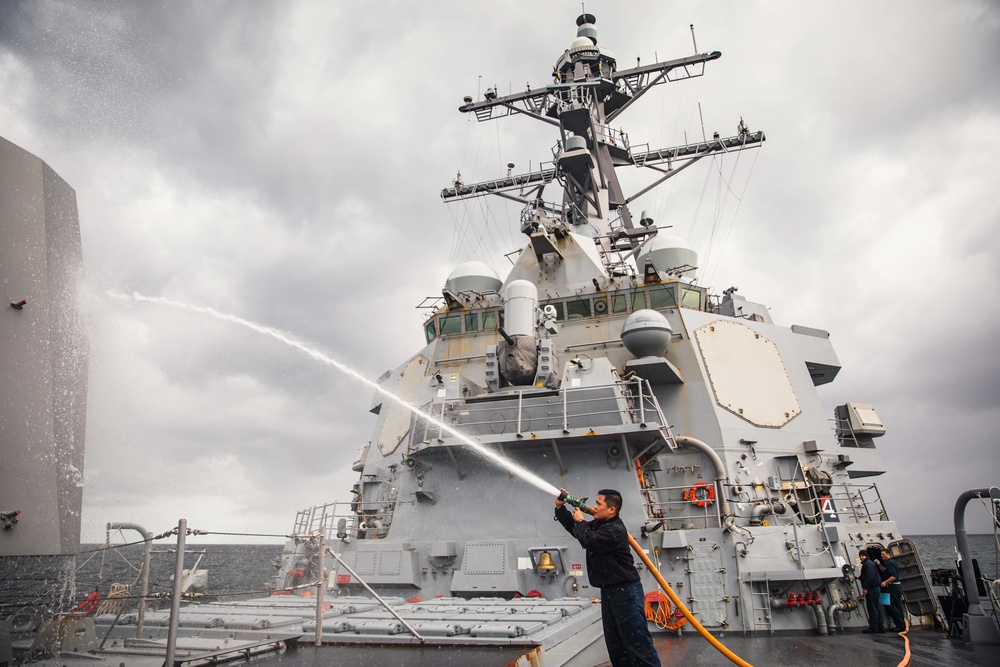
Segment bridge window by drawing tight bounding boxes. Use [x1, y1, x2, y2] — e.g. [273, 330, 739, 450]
[566, 299, 591, 319]
[439, 315, 462, 335]
[632, 291, 647, 311]
[649, 286, 676, 309]
[424, 319, 437, 343]
[482, 309, 498, 330]
[465, 312, 479, 332]
[681, 288, 702, 310]
[612, 293, 629, 313]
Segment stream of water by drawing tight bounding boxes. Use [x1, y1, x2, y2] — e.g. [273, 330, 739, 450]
[108, 291, 561, 497]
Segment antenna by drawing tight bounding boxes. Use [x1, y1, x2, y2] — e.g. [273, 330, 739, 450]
[690, 24, 698, 53]
[698, 102, 707, 142]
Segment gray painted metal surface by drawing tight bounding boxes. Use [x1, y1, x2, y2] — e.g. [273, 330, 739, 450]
[0, 135, 88, 559]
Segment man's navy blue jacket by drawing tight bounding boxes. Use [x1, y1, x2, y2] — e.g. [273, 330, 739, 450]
[555, 505, 640, 588]
[860, 557, 881, 589]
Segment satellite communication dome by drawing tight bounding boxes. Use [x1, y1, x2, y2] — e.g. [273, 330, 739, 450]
[569, 36, 598, 56]
[445, 261, 503, 295]
[620, 309, 673, 358]
[638, 235, 698, 276]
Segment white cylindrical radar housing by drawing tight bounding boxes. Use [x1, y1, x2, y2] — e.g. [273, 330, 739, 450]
[504, 280, 538, 337]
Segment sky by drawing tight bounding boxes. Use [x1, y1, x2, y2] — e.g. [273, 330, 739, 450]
[1, 0, 998, 544]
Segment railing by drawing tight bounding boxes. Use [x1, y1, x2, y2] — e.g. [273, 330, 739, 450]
[594, 123, 630, 152]
[826, 482, 888, 522]
[639, 478, 888, 534]
[639, 482, 724, 529]
[421, 378, 667, 442]
[720, 480, 888, 526]
[292, 500, 395, 543]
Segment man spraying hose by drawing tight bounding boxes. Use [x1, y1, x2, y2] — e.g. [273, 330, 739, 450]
[555, 488, 661, 667]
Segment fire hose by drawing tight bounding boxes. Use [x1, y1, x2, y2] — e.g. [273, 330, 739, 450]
[559, 491, 753, 667]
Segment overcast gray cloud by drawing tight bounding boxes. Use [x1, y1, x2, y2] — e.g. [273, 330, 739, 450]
[1, 0, 998, 542]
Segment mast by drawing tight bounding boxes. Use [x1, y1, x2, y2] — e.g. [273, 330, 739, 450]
[441, 13, 765, 261]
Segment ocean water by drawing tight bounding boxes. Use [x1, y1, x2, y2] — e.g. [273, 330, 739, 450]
[2, 534, 997, 618]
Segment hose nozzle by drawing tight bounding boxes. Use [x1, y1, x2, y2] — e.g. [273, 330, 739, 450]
[558, 490, 593, 514]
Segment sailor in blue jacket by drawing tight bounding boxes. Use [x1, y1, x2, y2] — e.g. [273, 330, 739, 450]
[879, 548, 907, 629]
[556, 489, 660, 667]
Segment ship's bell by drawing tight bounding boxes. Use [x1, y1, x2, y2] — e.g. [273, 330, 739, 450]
[536, 551, 557, 571]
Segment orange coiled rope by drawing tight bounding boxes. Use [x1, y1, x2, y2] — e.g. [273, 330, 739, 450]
[644, 590, 687, 630]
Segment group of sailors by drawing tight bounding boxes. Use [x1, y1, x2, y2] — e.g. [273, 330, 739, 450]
[858, 547, 906, 634]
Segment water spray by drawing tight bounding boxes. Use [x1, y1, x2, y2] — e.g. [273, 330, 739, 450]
[108, 291, 561, 498]
[115, 293, 753, 666]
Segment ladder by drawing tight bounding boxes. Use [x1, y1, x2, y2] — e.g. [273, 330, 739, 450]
[748, 574, 774, 635]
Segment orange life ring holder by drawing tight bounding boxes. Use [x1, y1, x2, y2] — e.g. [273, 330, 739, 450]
[686, 481, 715, 507]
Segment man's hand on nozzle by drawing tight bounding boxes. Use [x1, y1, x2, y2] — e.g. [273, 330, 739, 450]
[572, 506, 585, 522]
[555, 489, 567, 508]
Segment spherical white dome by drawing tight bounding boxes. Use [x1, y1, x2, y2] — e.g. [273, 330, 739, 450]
[639, 235, 698, 276]
[445, 261, 503, 295]
[569, 36, 598, 54]
[621, 309, 672, 358]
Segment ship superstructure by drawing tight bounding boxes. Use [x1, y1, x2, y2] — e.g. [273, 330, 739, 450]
[269, 13, 936, 641]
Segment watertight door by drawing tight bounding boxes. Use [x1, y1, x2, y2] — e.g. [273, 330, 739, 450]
[888, 538, 937, 617]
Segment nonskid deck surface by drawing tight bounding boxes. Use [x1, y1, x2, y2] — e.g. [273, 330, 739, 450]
[635, 628, 1000, 667]
[17, 595, 600, 665]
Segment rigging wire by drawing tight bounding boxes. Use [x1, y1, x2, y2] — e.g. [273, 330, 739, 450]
[703, 146, 761, 287]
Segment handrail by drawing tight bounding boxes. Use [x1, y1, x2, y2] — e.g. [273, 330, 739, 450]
[106, 522, 152, 635]
[440, 379, 667, 438]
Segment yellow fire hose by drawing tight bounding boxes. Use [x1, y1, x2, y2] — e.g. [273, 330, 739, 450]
[627, 533, 753, 667]
[557, 491, 752, 666]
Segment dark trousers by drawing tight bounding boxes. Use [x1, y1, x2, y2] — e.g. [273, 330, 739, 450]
[865, 587, 884, 631]
[884, 583, 905, 628]
[600, 579, 661, 667]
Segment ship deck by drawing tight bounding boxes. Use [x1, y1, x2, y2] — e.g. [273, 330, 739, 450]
[255, 627, 1000, 667]
[16, 623, 1000, 666]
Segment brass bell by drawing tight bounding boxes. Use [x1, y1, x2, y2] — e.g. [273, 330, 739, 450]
[535, 550, 557, 571]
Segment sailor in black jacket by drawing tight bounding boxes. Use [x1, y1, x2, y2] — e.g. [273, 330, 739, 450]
[556, 489, 660, 667]
[858, 549, 885, 633]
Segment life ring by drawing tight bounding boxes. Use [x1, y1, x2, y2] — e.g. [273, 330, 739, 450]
[687, 482, 715, 507]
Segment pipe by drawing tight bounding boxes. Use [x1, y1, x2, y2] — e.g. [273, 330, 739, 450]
[628, 533, 752, 667]
[164, 518, 187, 667]
[826, 600, 855, 635]
[676, 436, 731, 515]
[750, 502, 785, 523]
[813, 602, 828, 636]
[954, 487, 1000, 615]
[107, 522, 152, 635]
[315, 528, 326, 646]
